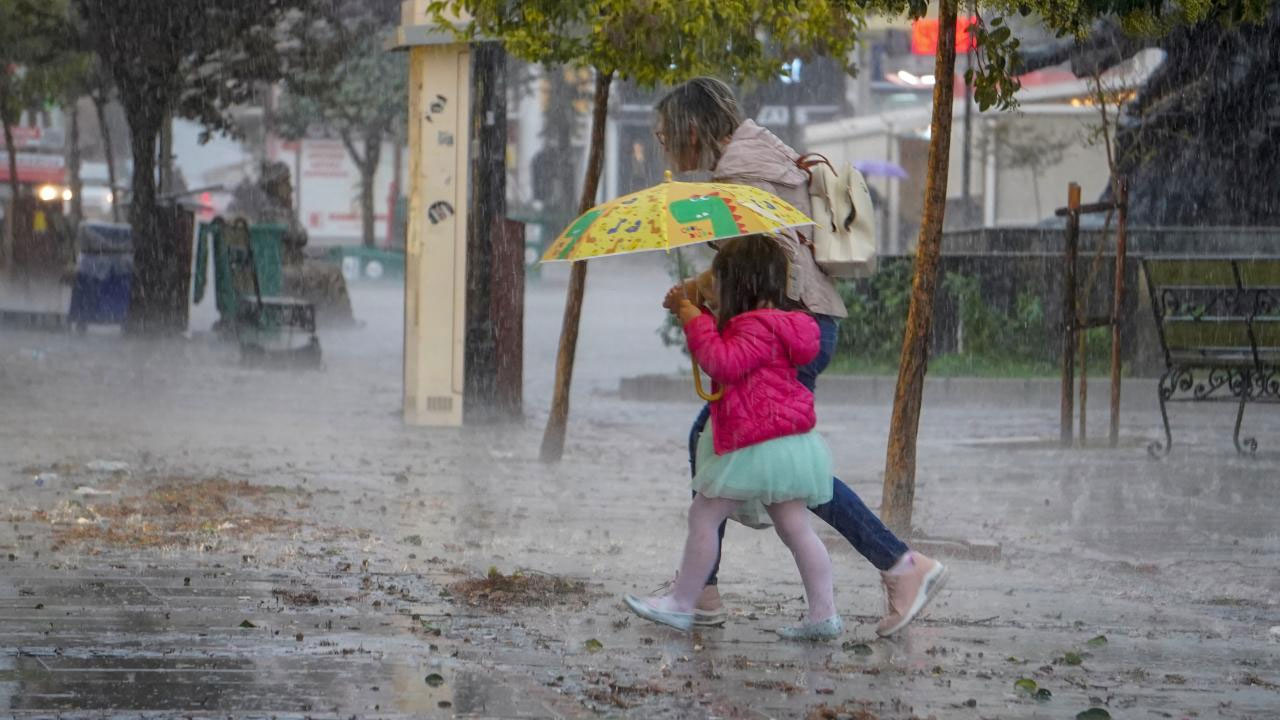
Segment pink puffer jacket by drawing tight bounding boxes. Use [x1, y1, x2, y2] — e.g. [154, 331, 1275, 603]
[684, 309, 821, 455]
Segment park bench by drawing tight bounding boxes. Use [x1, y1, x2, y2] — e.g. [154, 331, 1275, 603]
[1143, 257, 1280, 456]
[195, 217, 321, 368]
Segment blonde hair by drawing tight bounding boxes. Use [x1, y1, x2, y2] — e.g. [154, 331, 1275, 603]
[654, 77, 742, 172]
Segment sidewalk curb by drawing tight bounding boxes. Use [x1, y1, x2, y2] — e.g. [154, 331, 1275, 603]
[908, 537, 1003, 563]
[620, 373, 1160, 410]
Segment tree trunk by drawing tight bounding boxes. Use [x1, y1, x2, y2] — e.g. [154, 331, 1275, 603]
[3, 116, 21, 273]
[92, 96, 120, 222]
[359, 160, 376, 248]
[881, 0, 959, 536]
[123, 107, 171, 334]
[539, 68, 614, 463]
[158, 113, 173, 196]
[363, 134, 381, 248]
[67, 95, 83, 233]
[465, 42, 511, 422]
[340, 130, 380, 248]
[3, 116, 19, 209]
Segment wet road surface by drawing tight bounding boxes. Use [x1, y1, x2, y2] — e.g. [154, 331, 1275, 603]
[2, 260, 1278, 718]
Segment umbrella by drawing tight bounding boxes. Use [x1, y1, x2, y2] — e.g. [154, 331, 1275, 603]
[541, 171, 814, 263]
[854, 160, 908, 179]
[542, 171, 815, 401]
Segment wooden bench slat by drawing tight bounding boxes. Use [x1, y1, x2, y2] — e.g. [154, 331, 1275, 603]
[1236, 259, 1280, 287]
[1253, 319, 1280, 348]
[1143, 259, 1237, 287]
[1143, 256, 1280, 457]
[1162, 319, 1251, 350]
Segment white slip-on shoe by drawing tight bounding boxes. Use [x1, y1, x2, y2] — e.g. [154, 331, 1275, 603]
[623, 594, 694, 632]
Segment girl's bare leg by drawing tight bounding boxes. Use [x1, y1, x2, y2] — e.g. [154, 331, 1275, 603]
[766, 499, 836, 622]
[653, 495, 741, 613]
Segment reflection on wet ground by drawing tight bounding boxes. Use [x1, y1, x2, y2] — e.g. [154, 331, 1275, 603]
[0, 565, 574, 717]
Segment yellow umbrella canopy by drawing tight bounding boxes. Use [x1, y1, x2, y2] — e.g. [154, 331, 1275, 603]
[541, 172, 814, 263]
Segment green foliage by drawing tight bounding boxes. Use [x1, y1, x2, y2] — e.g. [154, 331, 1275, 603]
[274, 24, 405, 247]
[827, 265, 1111, 376]
[428, 0, 917, 88]
[73, 0, 341, 140]
[967, 15, 1022, 111]
[657, 308, 688, 355]
[276, 32, 407, 154]
[837, 259, 914, 363]
[944, 270, 1059, 363]
[426, 0, 1261, 115]
[943, 270, 1111, 369]
[0, 0, 88, 129]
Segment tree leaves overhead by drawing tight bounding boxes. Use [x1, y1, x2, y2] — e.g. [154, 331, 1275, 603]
[275, 1, 406, 156]
[72, 0, 341, 139]
[428, 0, 912, 88]
[276, 33, 407, 145]
[274, 0, 404, 248]
[0, 0, 88, 129]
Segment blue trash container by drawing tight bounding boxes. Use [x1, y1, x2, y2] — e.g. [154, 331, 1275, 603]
[68, 222, 133, 330]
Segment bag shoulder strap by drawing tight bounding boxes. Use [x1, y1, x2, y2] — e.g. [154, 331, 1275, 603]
[795, 153, 837, 183]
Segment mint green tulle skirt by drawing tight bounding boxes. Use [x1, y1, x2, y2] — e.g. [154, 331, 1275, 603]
[693, 421, 833, 529]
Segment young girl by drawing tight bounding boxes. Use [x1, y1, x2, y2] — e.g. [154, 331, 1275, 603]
[624, 235, 842, 640]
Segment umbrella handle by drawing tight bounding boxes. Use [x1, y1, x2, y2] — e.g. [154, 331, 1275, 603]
[692, 359, 723, 402]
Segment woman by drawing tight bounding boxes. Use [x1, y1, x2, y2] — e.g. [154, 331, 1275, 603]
[654, 77, 948, 637]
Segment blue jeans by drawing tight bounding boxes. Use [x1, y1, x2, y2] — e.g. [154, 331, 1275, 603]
[689, 314, 909, 582]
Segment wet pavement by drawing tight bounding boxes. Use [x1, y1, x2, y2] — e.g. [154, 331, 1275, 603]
[2, 258, 1279, 718]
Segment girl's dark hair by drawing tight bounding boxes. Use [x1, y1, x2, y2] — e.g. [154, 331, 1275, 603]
[711, 235, 793, 330]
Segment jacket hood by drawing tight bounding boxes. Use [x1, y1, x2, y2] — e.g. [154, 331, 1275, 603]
[731, 309, 820, 368]
[713, 120, 808, 190]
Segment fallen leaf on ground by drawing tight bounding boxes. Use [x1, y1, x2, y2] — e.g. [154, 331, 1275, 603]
[447, 569, 594, 609]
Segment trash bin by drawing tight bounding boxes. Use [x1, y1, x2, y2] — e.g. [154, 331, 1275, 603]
[68, 222, 133, 331]
[195, 221, 286, 323]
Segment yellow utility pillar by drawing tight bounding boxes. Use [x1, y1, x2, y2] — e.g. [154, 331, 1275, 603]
[392, 2, 470, 426]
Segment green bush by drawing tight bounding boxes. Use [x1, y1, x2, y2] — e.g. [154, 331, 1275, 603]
[836, 259, 913, 363]
[943, 271, 1050, 361]
[831, 265, 1110, 376]
[658, 257, 1110, 377]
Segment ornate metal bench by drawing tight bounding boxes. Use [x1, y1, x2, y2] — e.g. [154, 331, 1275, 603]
[1143, 258, 1280, 456]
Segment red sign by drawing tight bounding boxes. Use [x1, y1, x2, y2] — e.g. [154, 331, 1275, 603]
[911, 17, 977, 55]
[0, 125, 43, 148]
[303, 141, 349, 179]
[0, 152, 64, 184]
